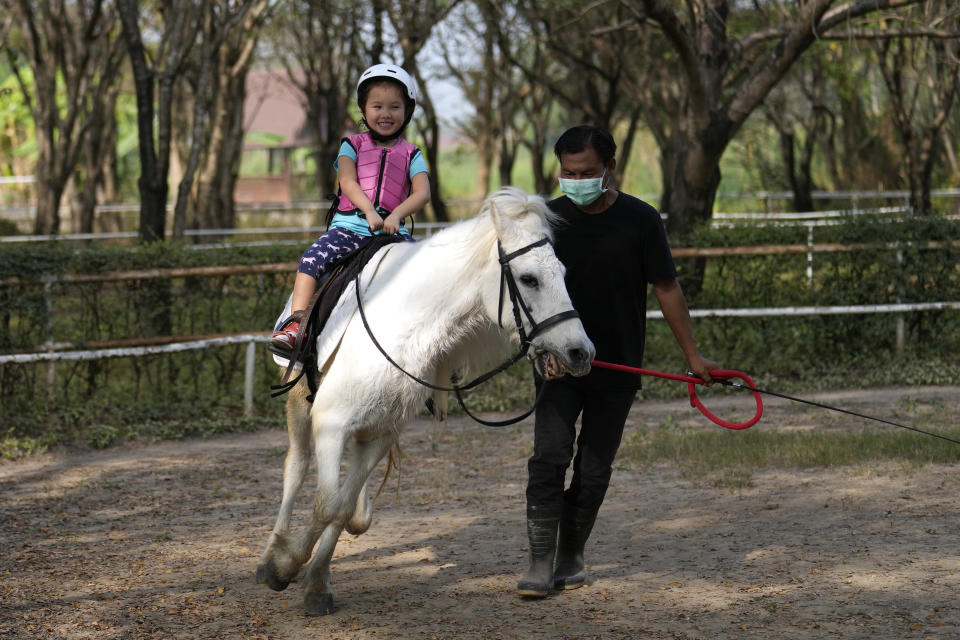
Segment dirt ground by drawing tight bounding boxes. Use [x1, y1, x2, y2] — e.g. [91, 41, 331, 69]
[2, 385, 960, 640]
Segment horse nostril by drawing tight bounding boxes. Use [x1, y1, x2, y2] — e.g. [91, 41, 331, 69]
[568, 348, 588, 366]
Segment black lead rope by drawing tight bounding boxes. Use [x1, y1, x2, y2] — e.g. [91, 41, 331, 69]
[714, 377, 960, 446]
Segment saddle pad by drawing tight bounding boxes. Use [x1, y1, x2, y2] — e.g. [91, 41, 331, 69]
[271, 238, 400, 373]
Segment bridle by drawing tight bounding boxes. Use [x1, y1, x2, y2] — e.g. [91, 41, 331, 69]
[355, 235, 581, 427]
[496, 237, 581, 344]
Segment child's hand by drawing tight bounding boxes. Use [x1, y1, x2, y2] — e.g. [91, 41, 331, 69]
[382, 213, 403, 234]
[366, 210, 384, 232]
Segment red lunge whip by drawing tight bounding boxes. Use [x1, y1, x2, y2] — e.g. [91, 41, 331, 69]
[590, 360, 763, 430]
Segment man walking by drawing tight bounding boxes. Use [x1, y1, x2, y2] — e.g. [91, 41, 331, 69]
[518, 125, 717, 597]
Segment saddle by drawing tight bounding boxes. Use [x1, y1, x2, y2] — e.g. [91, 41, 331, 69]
[271, 234, 406, 401]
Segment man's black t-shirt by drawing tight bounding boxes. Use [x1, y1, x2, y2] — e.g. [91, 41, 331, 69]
[549, 192, 677, 389]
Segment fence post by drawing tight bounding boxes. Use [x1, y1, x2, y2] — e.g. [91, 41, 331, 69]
[806, 226, 814, 286]
[895, 250, 905, 353]
[244, 340, 256, 417]
[43, 277, 55, 403]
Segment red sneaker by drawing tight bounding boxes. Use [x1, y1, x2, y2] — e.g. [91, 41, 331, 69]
[270, 320, 301, 352]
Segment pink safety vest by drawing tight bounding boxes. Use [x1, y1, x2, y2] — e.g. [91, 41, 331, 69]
[336, 132, 418, 214]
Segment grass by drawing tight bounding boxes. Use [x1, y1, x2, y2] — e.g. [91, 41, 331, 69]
[0, 414, 285, 461]
[620, 420, 960, 490]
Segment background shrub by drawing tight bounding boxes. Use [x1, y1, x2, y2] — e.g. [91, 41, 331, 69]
[1, 215, 958, 457]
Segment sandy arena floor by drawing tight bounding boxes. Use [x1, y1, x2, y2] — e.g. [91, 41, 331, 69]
[2, 385, 959, 639]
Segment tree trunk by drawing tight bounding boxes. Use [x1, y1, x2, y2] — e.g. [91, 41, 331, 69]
[475, 153, 492, 198]
[409, 63, 449, 221]
[615, 107, 642, 189]
[526, 131, 552, 197]
[423, 122, 450, 221]
[909, 135, 938, 216]
[310, 88, 341, 198]
[65, 176, 82, 234]
[497, 137, 516, 191]
[657, 146, 676, 218]
[660, 134, 723, 239]
[73, 79, 121, 234]
[388, 0, 464, 222]
[186, 2, 264, 232]
[218, 87, 245, 228]
[777, 129, 816, 212]
[31, 129, 61, 235]
[199, 76, 245, 231]
[119, 0, 167, 243]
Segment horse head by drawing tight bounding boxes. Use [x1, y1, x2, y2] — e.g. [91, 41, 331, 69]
[481, 187, 594, 378]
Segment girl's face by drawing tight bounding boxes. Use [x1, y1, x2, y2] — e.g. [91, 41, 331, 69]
[363, 82, 407, 138]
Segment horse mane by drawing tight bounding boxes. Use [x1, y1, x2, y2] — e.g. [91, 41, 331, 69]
[429, 186, 558, 279]
[480, 185, 560, 238]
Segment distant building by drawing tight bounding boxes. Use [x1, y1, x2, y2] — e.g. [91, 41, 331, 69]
[236, 70, 316, 203]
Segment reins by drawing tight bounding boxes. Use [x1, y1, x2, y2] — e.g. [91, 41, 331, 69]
[591, 360, 960, 445]
[355, 236, 581, 428]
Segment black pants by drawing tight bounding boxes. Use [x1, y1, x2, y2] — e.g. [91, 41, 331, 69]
[526, 376, 637, 512]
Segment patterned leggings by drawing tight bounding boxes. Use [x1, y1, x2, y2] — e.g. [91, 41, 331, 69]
[297, 227, 415, 280]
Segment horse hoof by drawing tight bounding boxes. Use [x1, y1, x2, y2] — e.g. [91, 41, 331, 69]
[255, 562, 290, 592]
[304, 592, 335, 616]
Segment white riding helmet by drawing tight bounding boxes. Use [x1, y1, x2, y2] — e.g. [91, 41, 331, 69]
[356, 63, 417, 103]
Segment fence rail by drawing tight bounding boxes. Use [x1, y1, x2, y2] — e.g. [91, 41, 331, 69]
[4, 301, 957, 415]
[2, 237, 956, 413]
[4, 239, 955, 287]
[0, 334, 268, 418]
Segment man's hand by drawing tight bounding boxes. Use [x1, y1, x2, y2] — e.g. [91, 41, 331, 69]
[687, 353, 719, 386]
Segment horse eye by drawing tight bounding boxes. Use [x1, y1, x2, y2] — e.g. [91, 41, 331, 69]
[519, 274, 539, 288]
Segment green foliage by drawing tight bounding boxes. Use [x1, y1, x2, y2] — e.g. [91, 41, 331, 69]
[1, 215, 958, 458]
[688, 223, 809, 248]
[646, 214, 960, 397]
[0, 242, 299, 457]
[454, 360, 535, 413]
[0, 218, 20, 236]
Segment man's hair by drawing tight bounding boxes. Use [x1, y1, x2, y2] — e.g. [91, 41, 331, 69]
[553, 125, 617, 164]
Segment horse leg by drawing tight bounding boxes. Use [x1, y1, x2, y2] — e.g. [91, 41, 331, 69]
[344, 468, 373, 535]
[302, 432, 396, 615]
[256, 383, 313, 591]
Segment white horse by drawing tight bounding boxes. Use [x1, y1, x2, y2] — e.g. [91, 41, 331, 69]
[256, 186, 595, 615]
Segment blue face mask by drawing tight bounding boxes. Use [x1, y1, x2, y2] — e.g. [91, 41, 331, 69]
[558, 170, 607, 206]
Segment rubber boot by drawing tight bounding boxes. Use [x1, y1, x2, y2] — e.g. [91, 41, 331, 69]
[516, 505, 561, 598]
[553, 503, 598, 590]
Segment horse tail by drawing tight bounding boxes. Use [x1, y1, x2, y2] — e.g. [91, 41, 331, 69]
[373, 442, 403, 501]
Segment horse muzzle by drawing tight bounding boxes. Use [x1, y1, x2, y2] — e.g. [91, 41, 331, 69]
[533, 344, 593, 380]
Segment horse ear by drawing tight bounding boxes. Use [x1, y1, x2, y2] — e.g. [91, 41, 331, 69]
[488, 200, 502, 229]
[488, 198, 517, 238]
